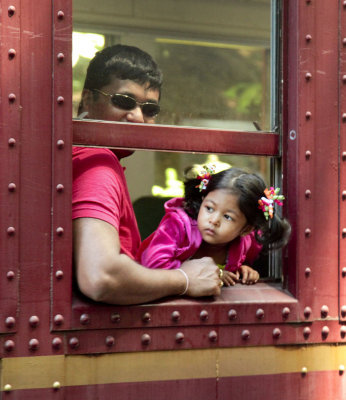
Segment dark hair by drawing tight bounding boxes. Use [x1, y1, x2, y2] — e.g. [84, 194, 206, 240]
[78, 44, 163, 114]
[183, 166, 291, 251]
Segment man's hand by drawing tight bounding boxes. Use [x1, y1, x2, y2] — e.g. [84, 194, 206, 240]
[180, 257, 221, 297]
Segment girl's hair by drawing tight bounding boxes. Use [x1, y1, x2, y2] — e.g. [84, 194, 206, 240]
[183, 166, 291, 251]
[78, 44, 163, 114]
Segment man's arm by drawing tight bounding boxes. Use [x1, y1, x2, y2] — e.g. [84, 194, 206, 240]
[73, 217, 221, 305]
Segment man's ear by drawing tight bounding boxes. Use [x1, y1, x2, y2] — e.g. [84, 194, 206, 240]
[240, 225, 254, 237]
[81, 89, 93, 111]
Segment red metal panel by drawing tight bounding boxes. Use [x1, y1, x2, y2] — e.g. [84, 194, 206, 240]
[284, 0, 339, 320]
[339, 0, 346, 322]
[51, 0, 73, 331]
[73, 120, 279, 156]
[0, 0, 21, 334]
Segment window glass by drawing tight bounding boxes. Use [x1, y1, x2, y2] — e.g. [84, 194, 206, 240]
[73, 0, 272, 130]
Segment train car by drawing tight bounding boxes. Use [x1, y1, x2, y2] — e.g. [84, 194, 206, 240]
[1, 0, 345, 398]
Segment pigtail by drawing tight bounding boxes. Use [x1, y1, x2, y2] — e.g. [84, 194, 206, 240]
[182, 165, 206, 219]
[255, 214, 291, 251]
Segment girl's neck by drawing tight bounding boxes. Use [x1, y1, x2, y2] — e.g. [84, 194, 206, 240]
[193, 241, 229, 266]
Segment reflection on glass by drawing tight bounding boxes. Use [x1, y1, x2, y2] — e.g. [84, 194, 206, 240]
[73, 0, 272, 130]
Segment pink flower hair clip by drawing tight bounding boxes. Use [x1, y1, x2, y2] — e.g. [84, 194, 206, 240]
[195, 164, 216, 192]
[258, 187, 285, 220]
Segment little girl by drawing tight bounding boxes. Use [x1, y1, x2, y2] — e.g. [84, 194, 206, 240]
[137, 166, 291, 286]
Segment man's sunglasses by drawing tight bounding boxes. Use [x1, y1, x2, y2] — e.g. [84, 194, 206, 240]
[93, 89, 160, 118]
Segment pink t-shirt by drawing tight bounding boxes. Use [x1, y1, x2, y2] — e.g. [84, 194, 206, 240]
[72, 147, 141, 259]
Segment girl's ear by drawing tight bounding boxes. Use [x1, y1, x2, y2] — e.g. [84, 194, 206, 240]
[240, 225, 254, 237]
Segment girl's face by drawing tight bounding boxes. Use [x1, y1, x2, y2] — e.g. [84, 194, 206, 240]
[197, 189, 251, 246]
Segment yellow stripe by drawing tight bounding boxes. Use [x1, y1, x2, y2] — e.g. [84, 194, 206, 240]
[155, 38, 259, 51]
[1, 345, 346, 391]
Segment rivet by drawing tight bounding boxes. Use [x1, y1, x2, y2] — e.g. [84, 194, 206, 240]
[8, 182, 16, 192]
[321, 305, 329, 317]
[305, 190, 311, 199]
[57, 53, 65, 61]
[7, 226, 15, 236]
[7, 270, 15, 280]
[272, 328, 281, 339]
[341, 305, 346, 317]
[305, 72, 312, 80]
[175, 332, 185, 343]
[303, 327, 311, 338]
[171, 311, 181, 322]
[342, 191, 346, 201]
[342, 228, 346, 238]
[341, 325, 346, 338]
[105, 335, 115, 347]
[343, 75, 346, 84]
[54, 314, 64, 326]
[208, 330, 218, 342]
[56, 227, 64, 236]
[305, 228, 311, 237]
[141, 333, 151, 345]
[241, 329, 250, 340]
[8, 6, 16, 16]
[342, 152, 346, 161]
[228, 309, 237, 320]
[339, 365, 345, 375]
[4, 340, 15, 352]
[57, 139, 65, 149]
[305, 267, 311, 277]
[52, 337, 62, 349]
[301, 366, 308, 375]
[56, 184, 64, 192]
[344, 0, 346, 8]
[306, 0, 311, 3]
[57, 96, 65, 104]
[200, 310, 209, 321]
[110, 313, 121, 323]
[57, 10, 65, 19]
[342, 113, 346, 122]
[4, 384, 12, 392]
[256, 308, 264, 319]
[282, 307, 290, 319]
[5, 316, 15, 328]
[142, 312, 151, 323]
[80, 313, 90, 325]
[343, 38, 346, 46]
[8, 93, 16, 102]
[55, 270, 64, 279]
[305, 150, 311, 159]
[305, 34, 312, 42]
[8, 137, 16, 147]
[342, 267, 346, 277]
[29, 338, 39, 351]
[305, 111, 312, 119]
[53, 381, 61, 390]
[69, 337, 79, 349]
[8, 48, 16, 59]
[304, 306, 312, 319]
[322, 325, 329, 338]
[29, 315, 39, 328]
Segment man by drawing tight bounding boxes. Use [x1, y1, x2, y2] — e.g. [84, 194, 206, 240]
[73, 44, 221, 305]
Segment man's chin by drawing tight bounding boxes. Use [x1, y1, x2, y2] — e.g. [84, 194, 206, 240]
[111, 149, 134, 159]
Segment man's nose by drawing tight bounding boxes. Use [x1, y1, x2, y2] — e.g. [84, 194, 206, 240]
[126, 106, 145, 123]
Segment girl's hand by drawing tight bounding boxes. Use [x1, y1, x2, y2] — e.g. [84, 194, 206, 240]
[221, 270, 240, 286]
[239, 265, 259, 284]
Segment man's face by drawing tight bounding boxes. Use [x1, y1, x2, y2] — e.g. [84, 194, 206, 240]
[83, 78, 160, 124]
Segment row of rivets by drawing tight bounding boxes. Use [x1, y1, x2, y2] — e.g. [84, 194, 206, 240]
[103, 307, 292, 326]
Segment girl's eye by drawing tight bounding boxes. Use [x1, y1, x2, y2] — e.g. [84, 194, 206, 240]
[206, 206, 213, 213]
[224, 214, 233, 221]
